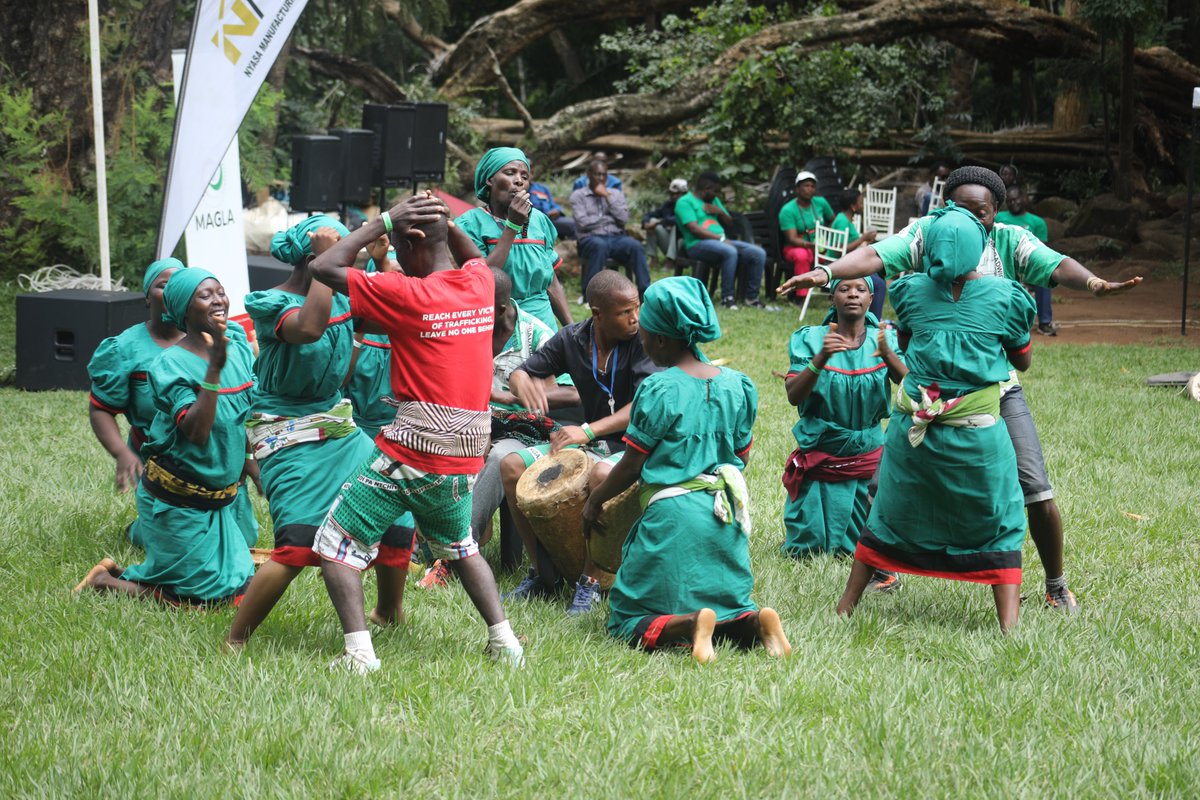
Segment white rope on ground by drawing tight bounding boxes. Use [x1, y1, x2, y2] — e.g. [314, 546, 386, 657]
[16, 265, 128, 293]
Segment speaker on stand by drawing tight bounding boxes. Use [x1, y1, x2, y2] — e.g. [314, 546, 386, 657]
[362, 103, 415, 210]
[291, 134, 341, 213]
[411, 102, 448, 188]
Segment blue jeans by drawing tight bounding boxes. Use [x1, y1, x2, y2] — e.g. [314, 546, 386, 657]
[685, 239, 765, 302]
[578, 234, 651, 295]
[1034, 286, 1053, 325]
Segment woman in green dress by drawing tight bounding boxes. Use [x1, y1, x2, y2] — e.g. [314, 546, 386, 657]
[583, 277, 791, 663]
[454, 147, 573, 330]
[87, 259, 185, 493]
[836, 204, 1036, 631]
[227, 216, 416, 647]
[76, 269, 258, 604]
[782, 277, 903, 559]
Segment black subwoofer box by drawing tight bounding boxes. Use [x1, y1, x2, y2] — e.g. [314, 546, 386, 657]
[16, 289, 146, 391]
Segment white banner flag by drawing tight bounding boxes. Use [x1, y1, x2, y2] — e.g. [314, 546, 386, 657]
[170, 50, 250, 320]
[157, 0, 308, 262]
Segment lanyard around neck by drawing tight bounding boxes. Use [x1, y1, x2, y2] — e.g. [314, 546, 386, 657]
[591, 335, 620, 416]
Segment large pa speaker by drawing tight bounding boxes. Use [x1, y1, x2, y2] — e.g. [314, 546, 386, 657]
[330, 127, 374, 205]
[291, 134, 341, 212]
[411, 102, 448, 182]
[362, 103, 414, 187]
[16, 289, 146, 391]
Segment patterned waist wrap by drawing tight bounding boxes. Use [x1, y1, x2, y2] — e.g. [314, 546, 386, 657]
[382, 399, 491, 460]
[246, 398, 358, 460]
[640, 465, 752, 535]
[895, 382, 1000, 447]
[142, 456, 239, 510]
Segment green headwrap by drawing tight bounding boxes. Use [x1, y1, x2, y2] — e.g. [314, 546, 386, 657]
[821, 276, 877, 325]
[639, 276, 721, 360]
[922, 202, 988, 283]
[474, 147, 529, 201]
[162, 267, 219, 332]
[270, 214, 350, 266]
[142, 258, 184, 296]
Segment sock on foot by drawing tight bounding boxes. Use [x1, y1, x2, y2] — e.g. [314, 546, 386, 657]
[345, 630, 376, 661]
[487, 620, 521, 650]
[1046, 574, 1068, 594]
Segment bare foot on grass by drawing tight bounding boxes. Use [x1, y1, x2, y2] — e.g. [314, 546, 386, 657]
[756, 607, 792, 658]
[369, 608, 404, 628]
[692, 608, 717, 664]
[73, 558, 119, 593]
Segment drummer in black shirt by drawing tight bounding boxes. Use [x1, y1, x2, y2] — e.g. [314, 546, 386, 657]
[504, 271, 660, 614]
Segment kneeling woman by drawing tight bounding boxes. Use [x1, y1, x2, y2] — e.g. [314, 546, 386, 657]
[227, 217, 415, 647]
[782, 277, 902, 559]
[77, 269, 257, 604]
[836, 204, 1036, 631]
[582, 277, 791, 663]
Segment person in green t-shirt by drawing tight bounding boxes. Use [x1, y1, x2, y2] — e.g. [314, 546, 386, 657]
[778, 165, 1142, 614]
[995, 184, 1056, 336]
[778, 171, 835, 297]
[675, 171, 767, 308]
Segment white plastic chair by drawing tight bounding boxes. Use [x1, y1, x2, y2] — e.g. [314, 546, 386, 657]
[799, 223, 849, 322]
[863, 185, 896, 237]
[928, 176, 946, 211]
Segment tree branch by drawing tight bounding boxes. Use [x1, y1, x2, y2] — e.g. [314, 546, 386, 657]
[379, 0, 450, 59]
[293, 46, 407, 104]
[489, 47, 535, 133]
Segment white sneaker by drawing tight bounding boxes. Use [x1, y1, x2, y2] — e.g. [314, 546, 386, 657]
[485, 641, 525, 668]
[576, 294, 586, 306]
[330, 650, 381, 675]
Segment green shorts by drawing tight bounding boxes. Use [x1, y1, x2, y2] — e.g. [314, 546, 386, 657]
[515, 441, 626, 469]
[313, 449, 477, 571]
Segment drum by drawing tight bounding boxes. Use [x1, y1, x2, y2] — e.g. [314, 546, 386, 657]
[515, 449, 591, 585]
[514, 449, 643, 588]
[588, 483, 640, 574]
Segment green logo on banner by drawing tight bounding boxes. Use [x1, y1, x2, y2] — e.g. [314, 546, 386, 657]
[210, 166, 224, 191]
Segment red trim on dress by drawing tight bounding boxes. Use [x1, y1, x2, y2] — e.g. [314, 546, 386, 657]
[855, 543, 1022, 586]
[218, 381, 254, 395]
[821, 362, 887, 376]
[130, 371, 148, 381]
[1008, 340, 1032, 356]
[89, 393, 125, 415]
[735, 438, 754, 459]
[640, 615, 672, 649]
[361, 339, 390, 350]
[327, 311, 353, 326]
[175, 407, 190, 425]
[274, 307, 301, 335]
[622, 436, 652, 455]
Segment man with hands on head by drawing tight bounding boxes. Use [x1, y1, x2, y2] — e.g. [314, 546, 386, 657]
[778, 165, 1142, 614]
[570, 159, 651, 300]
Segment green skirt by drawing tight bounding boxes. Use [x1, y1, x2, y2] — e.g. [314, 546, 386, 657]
[121, 484, 257, 602]
[782, 477, 871, 558]
[607, 491, 756, 643]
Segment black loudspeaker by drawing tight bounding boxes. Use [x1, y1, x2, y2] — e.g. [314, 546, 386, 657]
[291, 134, 341, 212]
[362, 103, 414, 187]
[411, 102, 448, 182]
[16, 289, 146, 391]
[330, 128, 374, 204]
[247, 254, 294, 292]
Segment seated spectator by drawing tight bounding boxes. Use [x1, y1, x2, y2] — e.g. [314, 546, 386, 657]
[830, 190, 885, 319]
[570, 159, 652, 300]
[572, 151, 623, 192]
[642, 178, 687, 268]
[914, 162, 951, 216]
[779, 171, 835, 298]
[999, 163, 1020, 189]
[995, 184, 1055, 336]
[530, 181, 575, 241]
[677, 171, 767, 309]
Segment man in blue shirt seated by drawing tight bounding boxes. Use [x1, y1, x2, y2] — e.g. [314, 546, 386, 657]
[571, 151, 623, 192]
[570, 159, 651, 302]
[530, 181, 575, 241]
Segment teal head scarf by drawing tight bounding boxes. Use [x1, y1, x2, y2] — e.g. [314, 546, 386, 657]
[162, 267, 220, 332]
[639, 276, 722, 361]
[821, 276, 877, 325]
[474, 147, 530, 201]
[270, 214, 350, 266]
[142, 258, 184, 296]
[922, 202, 988, 283]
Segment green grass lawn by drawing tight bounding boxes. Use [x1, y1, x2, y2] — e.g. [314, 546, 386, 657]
[2, 289, 1199, 797]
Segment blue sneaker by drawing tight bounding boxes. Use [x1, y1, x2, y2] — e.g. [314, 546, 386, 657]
[504, 568, 551, 601]
[566, 578, 602, 616]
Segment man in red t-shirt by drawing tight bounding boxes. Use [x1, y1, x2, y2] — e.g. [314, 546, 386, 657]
[309, 194, 523, 673]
